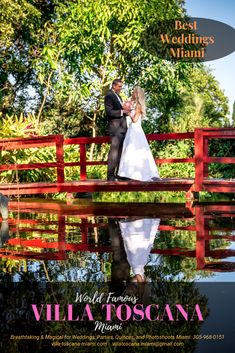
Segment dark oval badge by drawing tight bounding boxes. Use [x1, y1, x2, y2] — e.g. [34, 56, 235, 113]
[141, 17, 235, 62]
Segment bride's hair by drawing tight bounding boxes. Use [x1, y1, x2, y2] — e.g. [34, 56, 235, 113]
[133, 86, 146, 118]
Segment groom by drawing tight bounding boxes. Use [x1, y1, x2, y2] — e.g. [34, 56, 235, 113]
[105, 79, 130, 181]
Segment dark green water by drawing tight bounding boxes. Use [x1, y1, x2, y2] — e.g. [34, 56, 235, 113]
[1, 198, 234, 282]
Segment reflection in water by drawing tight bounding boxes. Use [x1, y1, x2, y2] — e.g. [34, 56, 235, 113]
[108, 218, 130, 283]
[0, 200, 235, 282]
[0, 221, 9, 247]
[0, 193, 9, 220]
[119, 218, 160, 280]
[1, 201, 234, 353]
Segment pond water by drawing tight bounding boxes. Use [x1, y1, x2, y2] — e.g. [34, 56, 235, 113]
[1, 199, 234, 283]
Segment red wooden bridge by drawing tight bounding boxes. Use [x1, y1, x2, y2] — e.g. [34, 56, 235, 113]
[0, 127, 235, 198]
[1, 200, 235, 273]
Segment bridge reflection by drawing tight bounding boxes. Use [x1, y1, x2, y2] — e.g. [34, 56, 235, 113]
[0, 200, 235, 278]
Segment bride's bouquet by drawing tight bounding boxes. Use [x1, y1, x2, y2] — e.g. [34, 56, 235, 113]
[123, 100, 132, 111]
[123, 100, 135, 118]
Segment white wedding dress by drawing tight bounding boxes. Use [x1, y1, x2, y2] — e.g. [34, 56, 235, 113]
[118, 115, 160, 181]
[119, 218, 160, 278]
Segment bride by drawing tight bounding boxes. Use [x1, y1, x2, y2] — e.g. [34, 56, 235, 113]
[118, 86, 161, 181]
[119, 217, 161, 282]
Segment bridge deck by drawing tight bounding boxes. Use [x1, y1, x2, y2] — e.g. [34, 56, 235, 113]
[1, 178, 235, 196]
[8, 199, 194, 218]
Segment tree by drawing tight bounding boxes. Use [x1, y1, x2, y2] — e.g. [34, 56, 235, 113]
[0, 0, 55, 116]
[0, 0, 231, 174]
[232, 100, 235, 126]
[169, 67, 230, 132]
[38, 0, 192, 140]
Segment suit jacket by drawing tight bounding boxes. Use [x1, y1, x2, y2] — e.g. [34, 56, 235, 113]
[105, 89, 124, 121]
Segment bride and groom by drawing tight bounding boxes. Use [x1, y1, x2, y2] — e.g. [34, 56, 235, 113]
[105, 79, 161, 182]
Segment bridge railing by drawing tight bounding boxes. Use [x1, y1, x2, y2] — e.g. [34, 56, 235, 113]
[64, 132, 195, 180]
[194, 128, 235, 191]
[0, 132, 195, 182]
[0, 135, 65, 183]
[0, 128, 235, 186]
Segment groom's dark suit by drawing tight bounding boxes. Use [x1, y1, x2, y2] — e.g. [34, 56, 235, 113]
[105, 89, 127, 179]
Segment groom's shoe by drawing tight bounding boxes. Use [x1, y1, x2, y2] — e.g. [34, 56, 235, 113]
[107, 176, 119, 181]
[150, 177, 162, 181]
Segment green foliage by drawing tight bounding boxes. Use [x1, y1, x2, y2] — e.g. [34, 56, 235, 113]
[170, 67, 230, 132]
[49, 0, 193, 137]
[208, 139, 235, 179]
[0, 0, 54, 115]
[0, 113, 56, 183]
[0, 0, 232, 190]
[94, 191, 186, 203]
[0, 0, 193, 137]
[0, 112, 37, 138]
[232, 100, 235, 126]
[152, 140, 195, 178]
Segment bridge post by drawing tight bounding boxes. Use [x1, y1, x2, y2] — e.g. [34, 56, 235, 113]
[80, 143, 87, 180]
[195, 205, 206, 270]
[203, 137, 209, 177]
[194, 128, 204, 193]
[81, 218, 88, 245]
[55, 135, 65, 184]
[58, 215, 66, 260]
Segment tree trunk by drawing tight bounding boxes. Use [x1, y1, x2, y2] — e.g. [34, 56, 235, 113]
[89, 111, 97, 162]
[36, 71, 53, 128]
